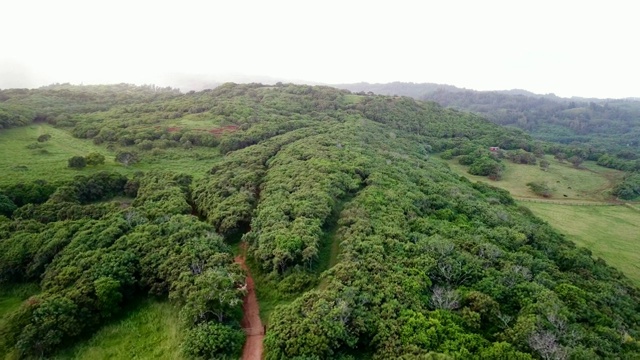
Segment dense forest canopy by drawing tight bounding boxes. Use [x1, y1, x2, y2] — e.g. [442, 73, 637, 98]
[0, 83, 639, 359]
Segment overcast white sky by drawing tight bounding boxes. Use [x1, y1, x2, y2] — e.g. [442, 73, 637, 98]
[1, 0, 638, 98]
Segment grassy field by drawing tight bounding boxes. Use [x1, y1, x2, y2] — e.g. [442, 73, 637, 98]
[53, 300, 184, 360]
[444, 154, 640, 285]
[522, 202, 640, 286]
[0, 283, 39, 321]
[342, 94, 365, 104]
[0, 124, 219, 186]
[0, 124, 120, 186]
[0, 284, 40, 359]
[445, 155, 623, 202]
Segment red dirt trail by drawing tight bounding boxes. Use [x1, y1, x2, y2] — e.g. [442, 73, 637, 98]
[235, 243, 264, 360]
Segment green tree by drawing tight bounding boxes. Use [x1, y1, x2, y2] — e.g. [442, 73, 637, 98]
[554, 152, 566, 163]
[0, 194, 17, 216]
[67, 156, 87, 169]
[568, 155, 583, 168]
[539, 159, 550, 171]
[526, 181, 552, 197]
[85, 152, 105, 166]
[181, 322, 244, 359]
[94, 277, 122, 318]
[115, 152, 138, 166]
[468, 156, 504, 180]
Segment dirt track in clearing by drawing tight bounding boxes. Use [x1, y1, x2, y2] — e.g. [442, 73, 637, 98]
[235, 243, 264, 360]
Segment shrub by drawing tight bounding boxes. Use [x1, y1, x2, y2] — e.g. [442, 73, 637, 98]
[0, 194, 17, 216]
[115, 152, 138, 166]
[68, 156, 87, 169]
[181, 322, 244, 359]
[526, 181, 552, 197]
[85, 152, 105, 166]
[37, 134, 51, 142]
[26, 143, 44, 149]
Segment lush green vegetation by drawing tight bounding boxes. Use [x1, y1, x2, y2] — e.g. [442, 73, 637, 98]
[1, 83, 639, 359]
[446, 149, 640, 285]
[0, 284, 39, 321]
[613, 172, 640, 200]
[53, 300, 183, 360]
[337, 82, 640, 158]
[0, 172, 245, 359]
[0, 124, 218, 187]
[523, 203, 640, 287]
[445, 155, 624, 202]
[0, 125, 120, 186]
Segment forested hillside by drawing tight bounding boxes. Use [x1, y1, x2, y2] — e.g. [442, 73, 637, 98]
[1, 83, 639, 359]
[336, 82, 640, 154]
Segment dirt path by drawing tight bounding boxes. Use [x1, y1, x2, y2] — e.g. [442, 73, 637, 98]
[514, 196, 621, 206]
[235, 243, 264, 360]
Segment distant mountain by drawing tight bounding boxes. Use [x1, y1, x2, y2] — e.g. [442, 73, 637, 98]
[163, 73, 323, 92]
[334, 81, 466, 98]
[335, 82, 640, 152]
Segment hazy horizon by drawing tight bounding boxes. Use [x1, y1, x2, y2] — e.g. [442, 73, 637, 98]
[2, 0, 639, 99]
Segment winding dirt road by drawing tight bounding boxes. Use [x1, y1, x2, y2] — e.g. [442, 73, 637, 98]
[235, 243, 264, 360]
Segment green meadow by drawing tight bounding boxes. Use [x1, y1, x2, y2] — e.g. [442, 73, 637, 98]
[0, 283, 39, 322]
[446, 154, 640, 286]
[0, 124, 219, 186]
[445, 155, 624, 202]
[53, 300, 184, 360]
[523, 202, 640, 286]
[0, 284, 40, 359]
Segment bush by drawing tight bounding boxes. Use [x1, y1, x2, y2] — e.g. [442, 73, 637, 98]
[138, 140, 154, 151]
[440, 150, 454, 160]
[458, 155, 474, 165]
[612, 173, 640, 200]
[526, 181, 552, 197]
[181, 322, 244, 359]
[37, 134, 51, 142]
[85, 152, 105, 166]
[468, 156, 504, 179]
[539, 159, 550, 171]
[568, 155, 583, 168]
[26, 143, 44, 150]
[68, 156, 87, 169]
[115, 152, 138, 166]
[507, 150, 537, 165]
[277, 271, 315, 294]
[0, 194, 17, 216]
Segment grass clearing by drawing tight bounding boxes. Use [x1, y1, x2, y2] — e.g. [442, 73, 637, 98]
[0, 283, 39, 322]
[445, 155, 623, 202]
[445, 154, 640, 285]
[0, 283, 40, 359]
[316, 199, 350, 290]
[53, 299, 184, 360]
[343, 94, 365, 104]
[0, 125, 220, 186]
[522, 202, 640, 286]
[0, 125, 120, 186]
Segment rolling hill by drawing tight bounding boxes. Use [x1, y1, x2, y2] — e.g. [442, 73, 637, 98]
[336, 82, 640, 157]
[0, 83, 639, 359]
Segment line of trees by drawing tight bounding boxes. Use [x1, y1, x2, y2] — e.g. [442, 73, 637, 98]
[0, 172, 246, 358]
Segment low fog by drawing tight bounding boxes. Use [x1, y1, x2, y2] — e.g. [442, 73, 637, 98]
[2, 0, 639, 98]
